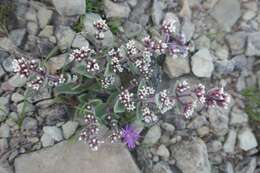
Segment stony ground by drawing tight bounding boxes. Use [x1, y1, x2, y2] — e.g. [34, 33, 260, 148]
[0, 0, 260, 173]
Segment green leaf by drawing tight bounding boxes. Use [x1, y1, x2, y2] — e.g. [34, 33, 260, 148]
[77, 94, 88, 103]
[72, 63, 94, 78]
[88, 99, 103, 107]
[95, 103, 107, 118]
[55, 83, 88, 95]
[113, 98, 125, 113]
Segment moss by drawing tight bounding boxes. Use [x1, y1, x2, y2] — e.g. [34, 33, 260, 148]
[107, 19, 121, 34]
[241, 87, 260, 121]
[86, 0, 104, 14]
[72, 15, 85, 33]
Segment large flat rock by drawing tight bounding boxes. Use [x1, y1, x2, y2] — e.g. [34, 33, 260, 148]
[14, 141, 140, 173]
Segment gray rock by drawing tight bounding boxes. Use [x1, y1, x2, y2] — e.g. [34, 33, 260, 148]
[43, 126, 63, 142]
[0, 97, 8, 122]
[0, 162, 13, 173]
[152, 162, 172, 173]
[161, 122, 175, 133]
[246, 32, 260, 56]
[37, 6, 53, 29]
[223, 129, 237, 153]
[225, 162, 234, 173]
[0, 37, 17, 52]
[207, 107, 229, 136]
[226, 32, 247, 55]
[52, 0, 85, 16]
[27, 22, 39, 35]
[142, 125, 161, 145]
[157, 144, 170, 159]
[22, 117, 38, 130]
[207, 140, 222, 153]
[47, 53, 69, 74]
[8, 74, 27, 88]
[41, 133, 55, 147]
[39, 25, 54, 38]
[191, 48, 214, 78]
[0, 138, 9, 153]
[11, 93, 24, 103]
[72, 34, 90, 48]
[195, 35, 210, 50]
[14, 141, 140, 173]
[170, 138, 211, 173]
[9, 28, 26, 47]
[61, 121, 78, 139]
[236, 157, 257, 173]
[104, 0, 131, 18]
[17, 102, 35, 114]
[0, 64, 5, 78]
[210, 0, 241, 31]
[152, 0, 164, 26]
[181, 19, 195, 42]
[238, 127, 258, 151]
[0, 124, 10, 138]
[196, 126, 210, 137]
[230, 107, 248, 125]
[164, 56, 190, 79]
[55, 26, 75, 51]
[83, 13, 114, 48]
[124, 21, 143, 38]
[127, 0, 138, 7]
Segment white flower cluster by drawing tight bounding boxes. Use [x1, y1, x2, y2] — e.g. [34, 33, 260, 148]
[109, 48, 124, 73]
[69, 47, 93, 62]
[86, 58, 100, 73]
[119, 89, 135, 111]
[161, 19, 178, 34]
[183, 102, 196, 118]
[142, 107, 158, 124]
[93, 19, 108, 40]
[176, 80, 190, 93]
[138, 86, 155, 100]
[101, 75, 115, 89]
[157, 90, 175, 113]
[194, 84, 206, 104]
[126, 40, 138, 56]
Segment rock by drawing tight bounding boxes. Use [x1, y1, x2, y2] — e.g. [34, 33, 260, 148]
[47, 53, 68, 74]
[22, 117, 38, 130]
[27, 87, 52, 103]
[0, 97, 8, 122]
[238, 128, 258, 151]
[41, 133, 55, 147]
[170, 138, 210, 173]
[104, 0, 131, 19]
[226, 32, 247, 55]
[164, 56, 190, 78]
[230, 107, 248, 125]
[197, 126, 210, 137]
[27, 22, 39, 35]
[55, 26, 75, 51]
[43, 126, 63, 142]
[195, 35, 210, 50]
[39, 25, 54, 38]
[225, 162, 234, 173]
[152, 162, 173, 173]
[207, 107, 229, 136]
[0, 138, 9, 154]
[0, 124, 10, 138]
[163, 12, 181, 33]
[223, 129, 237, 153]
[72, 34, 90, 48]
[83, 13, 114, 48]
[123, 21, 143, 38]
[14, 141, 140, 173]
[161, 122, 175, 133]
[210, 0, 241, 31]
[0, 65, 5, 78]
[246, 32, 260, 56]
[181, 19, 195, 42]
[17, 102, 35, 114]
[157, 144, 170, 159]
[207, 140, 222, 153]
[0, 37, 17, 52]
[11, 93, 24, 103]
[191, 48, 214, 78]
[52, 0, 85, 16]
[8, 74, 27, 88]
[9, 28, 26, 47]
[187, 115, 208, 129]
[37, 6, 53, 29]
[142, 125, 161, 145]
[127, 0, 138, 7]
[38, 105, 68, 125]
[61, 121, 78, 139]
[152, 0, 164, 26]
[236, 157, 257, 173]
[0, 162, 13, 173]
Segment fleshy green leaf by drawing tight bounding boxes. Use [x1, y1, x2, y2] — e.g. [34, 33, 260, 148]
[72, 63, 94, 78]
[113, 98, 125, 113]
[55, 83, 88, 95]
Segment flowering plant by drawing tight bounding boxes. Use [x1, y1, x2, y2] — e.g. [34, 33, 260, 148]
[12, 18, 230, 151]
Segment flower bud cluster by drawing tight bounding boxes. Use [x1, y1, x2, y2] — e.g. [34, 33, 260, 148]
[119, 89, 135, 111]
[142, 107, 158, 124]
[143, 36, 168, 55]
[205, 87, 230, 109]
[101, 75, 115, 89]
[12, 57, 37, 78]
[79, 113, 104, 151]
[138, 86, 155, 100]
[86, 58, 100, 73]
[126, 40, 138, 56]
[157, 90, 175, 113]
[161, 19, 178, 34]
[109, 48, 124, 73]
[69, 47, 94, 62]
[93, 19, 108, 40]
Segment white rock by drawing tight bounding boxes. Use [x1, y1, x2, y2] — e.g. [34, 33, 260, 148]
[55, 26, 75, 51]
[152, 162, 172, 173]
[62, 121, 78, 139]
[72, 34, 90, 48]
[238, 128, 258, 151]
[230, 107, 248, 125]
[157, 144, 170, 159]
[152, 0, 164, 26]
[8, 74, 27, 88]
[52, 0, 85, 16]
[37, 6, 53, 29]
[246, 32, 260, 56]
[223, 129, 237, 153]
[0, 124, 10, 138]
[41, 133, 55, 147]
[104, 0, 131, 18]
[43, 126, 63, 142]
[191, 48, 214, 78]
[142, 125, 161, 145]
[164, 56, 190, 78]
